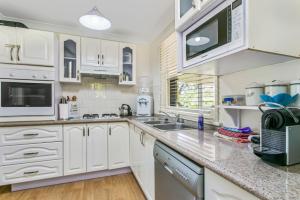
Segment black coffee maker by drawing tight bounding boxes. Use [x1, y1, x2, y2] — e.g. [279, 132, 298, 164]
[254, 103, 300, 166]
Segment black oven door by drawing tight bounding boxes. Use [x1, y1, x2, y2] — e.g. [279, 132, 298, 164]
[0, 81, 54, 116]
[185, 5, 232, 61]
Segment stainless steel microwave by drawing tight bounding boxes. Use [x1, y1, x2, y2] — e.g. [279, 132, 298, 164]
[0, 66, 55, 117]
[181, 0, 245, 68]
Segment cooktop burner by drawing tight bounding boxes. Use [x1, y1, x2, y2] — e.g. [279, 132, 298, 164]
[82, 113, 119, 119]
[102, 113, 119, 118]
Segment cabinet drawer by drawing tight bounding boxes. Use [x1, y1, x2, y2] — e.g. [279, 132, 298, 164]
[0, 142, 63, 166]
[0, 160, 62, 185]
[0, 125, 63, 146]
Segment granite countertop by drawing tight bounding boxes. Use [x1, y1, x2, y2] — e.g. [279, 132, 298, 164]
[1, 117, 300, 200]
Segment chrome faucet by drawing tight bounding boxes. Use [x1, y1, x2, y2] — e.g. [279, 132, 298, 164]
[176, 114, 185, 124]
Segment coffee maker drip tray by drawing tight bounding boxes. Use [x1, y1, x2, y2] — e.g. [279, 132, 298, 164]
[253, 146, 286, 166]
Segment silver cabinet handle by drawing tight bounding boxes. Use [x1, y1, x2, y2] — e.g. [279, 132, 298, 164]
[23, 133, 39, 137]
[109, 126, 112, 135]
[83, 127, 86, 137]
[97, 54, 100, 65]
[24, 171, 39, 176]
[87, 127, 90, 136]
[5, 44, 15, 61]
[140, 131, 145, 146]
[16, 45, 20, 61]
[24, 152, 39, 157]
[101, 54, 104, 65]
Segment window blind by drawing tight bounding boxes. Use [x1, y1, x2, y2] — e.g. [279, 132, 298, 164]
[160, 32, 218, 123]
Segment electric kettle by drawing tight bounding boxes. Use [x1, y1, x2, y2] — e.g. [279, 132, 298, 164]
[119, 104, 132, 116]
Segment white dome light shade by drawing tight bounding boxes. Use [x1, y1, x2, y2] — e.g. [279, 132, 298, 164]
[79, 7, 111, 30]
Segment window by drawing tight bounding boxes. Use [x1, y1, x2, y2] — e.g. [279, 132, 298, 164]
[169, 74, 216, 109]
[160, 32, 218, 123]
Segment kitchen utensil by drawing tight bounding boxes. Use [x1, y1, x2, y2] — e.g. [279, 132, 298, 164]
[265, 80, 288, 96]
[260, 93, 298, 107]
[290, 80, 300, 107]
[119, 104, 132, 116]
[245, 82, 264, 106]
[222, 95, 245, 106]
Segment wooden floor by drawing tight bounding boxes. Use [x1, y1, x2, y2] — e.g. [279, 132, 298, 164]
[0, 173, 146, 200]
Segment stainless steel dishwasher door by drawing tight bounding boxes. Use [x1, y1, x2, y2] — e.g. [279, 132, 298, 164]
[154, 141, 204, 200]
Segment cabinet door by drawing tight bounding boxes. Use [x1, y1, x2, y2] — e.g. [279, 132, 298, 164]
[101, 40, 119, 68]
[108, 123, 129, 169]
[134, 127, 146, 189]
[63, 125, 86, 175]
[87, 124, 108, 172]
[0, 26, 16, 64]
[175, 0, 202, 30]
[130, 125, 141, 179]
[16, 29, 54, 66]
[59, 34, 81, 83]
[81, 37, 101, 67]
[143, 133, 156, 200]
[119, 43, 136, 85]
[205, 168, 259, 200]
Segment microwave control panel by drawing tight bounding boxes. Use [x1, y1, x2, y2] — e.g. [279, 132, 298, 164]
[231, 0, 244, 42]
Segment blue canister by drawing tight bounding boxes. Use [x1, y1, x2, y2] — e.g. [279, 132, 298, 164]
[198, 113, 204, 130]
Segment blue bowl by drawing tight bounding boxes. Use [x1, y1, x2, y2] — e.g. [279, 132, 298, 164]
[260, 93, 298, 107]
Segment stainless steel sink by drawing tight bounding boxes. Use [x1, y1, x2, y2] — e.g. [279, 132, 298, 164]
[152, 123, 192, 131]
[144, 120, 171, 125]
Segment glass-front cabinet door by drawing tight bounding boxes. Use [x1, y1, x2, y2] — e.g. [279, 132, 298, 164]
[59, 34, 81, 83]
[175, 0, 200, 30]
[119, 43, 136, 85]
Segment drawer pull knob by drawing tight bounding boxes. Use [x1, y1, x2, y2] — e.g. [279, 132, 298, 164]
[24, 171, 39, 176]
[24, 152, 39, 157]
[23, 133, 39, 137]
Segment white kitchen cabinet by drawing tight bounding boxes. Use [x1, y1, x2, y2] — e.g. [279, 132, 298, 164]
[81, 37, 119, 75]
[0, 142, 63, 166]
[59, 34, 81, 83]
[0, 125, 63, 146]
[119, 43, 136, 85]
[87, 124, 108, 172]
[205, 168, 259, 200]
[108, 123, 130, 169]
[0, 26, 16, 64]
[130, 127, 155, 200]
[0, 159, 62, 185]
[175, 0, 200, 30]
[16, 28, 54, 66]
[101, 40, 119, 68]
[63, 124, 86, 176]
[81, 37, 101, 67]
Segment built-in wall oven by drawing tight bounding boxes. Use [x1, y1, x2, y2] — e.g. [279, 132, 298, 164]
[181, 0, 244, 68]
[0, 66, 55, 117]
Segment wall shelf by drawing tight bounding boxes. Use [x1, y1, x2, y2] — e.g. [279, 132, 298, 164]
[217, 105, 266, 128]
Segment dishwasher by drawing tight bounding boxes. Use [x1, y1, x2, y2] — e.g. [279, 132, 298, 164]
[154, 141, 204, 200]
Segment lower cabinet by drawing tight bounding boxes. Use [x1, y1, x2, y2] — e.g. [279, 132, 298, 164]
[63, 124, 87, 175]
[64, 122, 129, 176]
[205, 168, 259, 200]
[130, 126, 155, 200]
[108, 123, 130, 169]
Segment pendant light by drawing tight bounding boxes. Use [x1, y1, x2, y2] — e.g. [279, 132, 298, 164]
[79, 6, 111, 30]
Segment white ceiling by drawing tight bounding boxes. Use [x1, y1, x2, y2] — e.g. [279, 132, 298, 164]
[0, 0, 174, 43]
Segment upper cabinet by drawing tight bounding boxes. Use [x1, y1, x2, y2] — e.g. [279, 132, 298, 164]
[0, 26, 54, 66]
[119, 43, 136, 85]
[59, 34, 81, 83]
[81, 37, 119, 75]
[175, 0, 221, 31]
[0, 26, 17, 64]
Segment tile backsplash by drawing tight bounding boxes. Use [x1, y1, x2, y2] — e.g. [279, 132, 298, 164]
[61, 76, 138, 116]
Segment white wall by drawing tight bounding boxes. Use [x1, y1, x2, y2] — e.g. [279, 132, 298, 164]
[150, 22, 175, 114]
[61, 44, 152, 116]
[219, 59, 300, 131]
